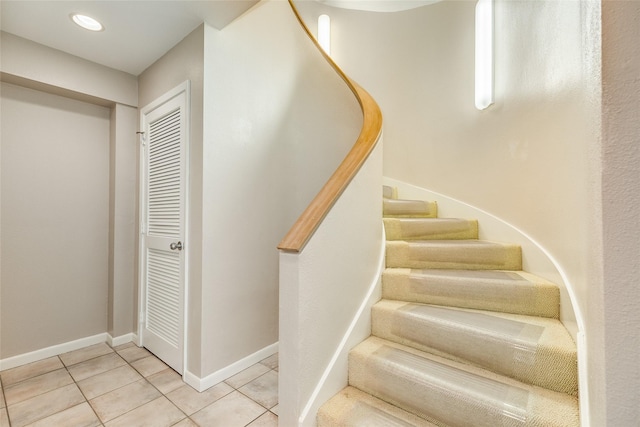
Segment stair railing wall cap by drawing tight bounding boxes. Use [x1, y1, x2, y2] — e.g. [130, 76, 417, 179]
[277, 0, 383, 253]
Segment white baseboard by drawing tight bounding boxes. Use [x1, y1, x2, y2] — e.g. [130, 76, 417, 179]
[107, 333, 136, 348]
[0, 333, 108, 371]
[0, 332, 137, 372]
[184, 342, 279, 392]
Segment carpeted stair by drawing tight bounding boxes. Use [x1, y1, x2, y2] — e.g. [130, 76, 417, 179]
[317, 186, 579, 426]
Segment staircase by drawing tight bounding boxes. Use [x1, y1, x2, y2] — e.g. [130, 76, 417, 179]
[317, 187, 579, 426]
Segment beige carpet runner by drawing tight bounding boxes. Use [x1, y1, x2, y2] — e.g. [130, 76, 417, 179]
[317, 187, 579, 426]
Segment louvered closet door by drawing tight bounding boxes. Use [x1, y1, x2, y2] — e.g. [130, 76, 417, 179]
[140, 85, 188, 374]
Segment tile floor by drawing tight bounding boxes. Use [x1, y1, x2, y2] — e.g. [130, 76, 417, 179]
[0, 342, 278, 427]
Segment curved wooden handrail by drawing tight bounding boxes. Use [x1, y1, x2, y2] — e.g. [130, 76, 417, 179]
[278, 0, 383, 253]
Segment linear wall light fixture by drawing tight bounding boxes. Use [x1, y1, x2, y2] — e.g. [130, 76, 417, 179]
[318, 14, 331, 55]
[475, 0, 493, 110]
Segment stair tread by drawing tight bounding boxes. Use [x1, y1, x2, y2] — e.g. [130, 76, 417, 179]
[386, 239, 522, 270]
[372, 299, 577, 395]
[382, 268, 560, 318]
[318, 386, 439, 427]
[383, 198, 437, 218]
[384, 217, 478, 240]
[350, 336, 580, 427]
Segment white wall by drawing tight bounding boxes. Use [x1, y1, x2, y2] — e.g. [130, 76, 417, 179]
[1, 82, 110, 357]
[200, 0, 361, 378]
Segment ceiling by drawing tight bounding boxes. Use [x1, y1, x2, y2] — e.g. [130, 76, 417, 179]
[315, 0, 441, 12]
[0, 1, 259, 76]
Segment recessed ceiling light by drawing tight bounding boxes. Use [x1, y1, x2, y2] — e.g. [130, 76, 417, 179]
[70, 13, 104, 32]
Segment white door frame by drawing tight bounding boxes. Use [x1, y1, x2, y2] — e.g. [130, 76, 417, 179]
[137, 80, 190, 375]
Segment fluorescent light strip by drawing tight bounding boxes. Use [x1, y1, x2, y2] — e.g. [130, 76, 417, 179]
[318, 14, 331, 56]
[475, 0, 493, 110]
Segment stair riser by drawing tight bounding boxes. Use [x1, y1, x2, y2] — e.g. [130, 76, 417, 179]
[384, 218, 478, 241]
[383, 199, 437, 218]
[383, 185, 397, 200]
[371, 304, 578, 395]
[386, 241, 522, 270]
[382, 270, 560, 318]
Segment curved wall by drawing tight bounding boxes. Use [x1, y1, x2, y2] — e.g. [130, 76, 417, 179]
[299, 0, 599, 345]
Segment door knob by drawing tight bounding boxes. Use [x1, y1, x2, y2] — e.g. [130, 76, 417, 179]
[170, 241, 183, 251]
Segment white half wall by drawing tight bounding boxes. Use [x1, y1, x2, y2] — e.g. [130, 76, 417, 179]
[279, 141, 383, 427]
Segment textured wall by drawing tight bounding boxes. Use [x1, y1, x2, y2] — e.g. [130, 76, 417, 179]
[591, 1, 640, 424]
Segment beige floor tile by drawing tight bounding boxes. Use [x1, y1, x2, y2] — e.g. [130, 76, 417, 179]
[247, 410, 278, 427]
[113, 342, 135, 351]
[147, 368, 184, 394]
[105, 396, 185, 427]
[270, 404, 279, 416]
[89, 378, 160, 423]
[24, 402, 100, 427]
[0, 383, 5, 408]
[190, 391, 266, 427]
[0, 357, 64, 387]
[7, 383, 85, 427]
[224, 363, 270, 389]
[67, 353, 127, 382]
[239, 370, 278, 409]
[259, 353, 279, 370]
[0, 408, 9, 427]
[77, 364, 142, 400]
[4, 369, 73, 406]
[59, 343, 114, 367]
[166, 382, 234, 415]
[116, 346, 152, 363]
[172, 418, 199, 427]
[130, 355, 168, 377]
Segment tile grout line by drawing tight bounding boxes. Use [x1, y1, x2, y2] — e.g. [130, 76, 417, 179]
[0, 375, 11, 427]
